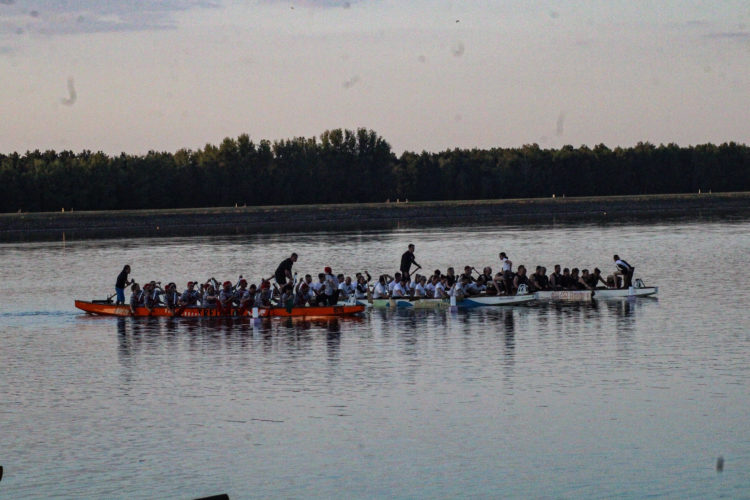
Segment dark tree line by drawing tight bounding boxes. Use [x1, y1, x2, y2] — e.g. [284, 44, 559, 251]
[1, 128, 748, 213]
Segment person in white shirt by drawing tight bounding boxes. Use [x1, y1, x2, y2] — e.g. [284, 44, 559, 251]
[424, 276, 437, 298]
[372, 276, 389, 299]
[414, 276, 428, 298]
[310, 273, 326, 305]
[499, 251, 513, 295]
[324, 267, 339, 305]
[391, 277, 408, 298]
[387, 272, 401, 295]
[338, 276, 356, 300]
[434, 276, 448, 298]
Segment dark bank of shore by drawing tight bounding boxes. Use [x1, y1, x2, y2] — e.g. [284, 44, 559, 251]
[2, 192, 749, 242]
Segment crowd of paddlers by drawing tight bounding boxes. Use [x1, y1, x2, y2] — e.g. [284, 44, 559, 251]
[112, 246, 636, 314]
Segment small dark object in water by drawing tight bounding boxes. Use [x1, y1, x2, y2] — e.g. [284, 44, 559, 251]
[194, 495, 229, 500]
[0, 464, 3, 482]
[716, 456, 724, 472]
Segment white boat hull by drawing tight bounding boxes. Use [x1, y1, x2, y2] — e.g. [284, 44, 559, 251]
[592, 286, 658, 298]
[367, 295, 535, 309]
[534, 290, 593, 302]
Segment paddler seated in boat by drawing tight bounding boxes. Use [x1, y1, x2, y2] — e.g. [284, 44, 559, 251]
[144, 281, 164, 313]
[257, 279, 273, 306]
[241, 283, 257, 310]
[233, 280, 251, 310]
[569, 268, 585, 290]
[577, 269, 594, 290]
[529, 266, 549, 292]
[424, 275, 438, 298]
[372, 275, 389, 299]
[559, 268, 573, 290]
[179, 281, 200, 307]
[513, 265, 530, 294]
[217, 281, 235, 314]
[476, 267, 493, 286]
[539, 267, 550, 290]
[295, 277, 313, 306]
[613, 254, 635, 288]
[591, 268, 607, 288]
[391, 276, 409, 298]
[233, 279, 249, 306]
[129, 283, 144, 315]
[414, 275, 429, 298]
[460, 266, 478, 288]
[163, 282, 180, 314]
[279, 283, 295, 307]
[549, 265, 563, 290]
[339, 276, 356, 301]
[355, 274, 370, 300]
[202, 281, 219, 309]
[386, 272, 402, 295]
[461, 275, 483, 296]
[434, 275, 449, 298]
[310, 273, 327, 305]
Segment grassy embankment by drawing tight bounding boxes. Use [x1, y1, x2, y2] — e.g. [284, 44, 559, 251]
[1, 192, 749, 242]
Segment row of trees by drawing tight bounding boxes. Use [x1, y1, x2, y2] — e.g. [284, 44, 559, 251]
[1, 128, 749, 213]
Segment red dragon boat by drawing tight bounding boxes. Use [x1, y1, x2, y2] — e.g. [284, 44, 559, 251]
[74, 300, 365, 318]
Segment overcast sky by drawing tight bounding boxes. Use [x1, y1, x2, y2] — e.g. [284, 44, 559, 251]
[1, 0, 749, 154]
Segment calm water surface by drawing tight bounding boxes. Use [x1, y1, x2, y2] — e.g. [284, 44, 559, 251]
[1, 216, 749, 499]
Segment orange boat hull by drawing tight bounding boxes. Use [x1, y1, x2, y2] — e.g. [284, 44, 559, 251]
[74, 300, 365, 318]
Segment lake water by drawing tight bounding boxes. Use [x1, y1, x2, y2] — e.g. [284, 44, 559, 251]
[1, 215, 749, 499]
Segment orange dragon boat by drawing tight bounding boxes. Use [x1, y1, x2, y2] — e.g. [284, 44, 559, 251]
[74, 300, 365, 318]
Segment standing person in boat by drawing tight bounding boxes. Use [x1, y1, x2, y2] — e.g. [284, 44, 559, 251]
[400, 244, 421, 279]
[115, 265, 133, 305]
[274, 253, 298, 287]
[323, 267, 339, 306]
[613, 254, 635, 288]
[499, 252, 513, 295]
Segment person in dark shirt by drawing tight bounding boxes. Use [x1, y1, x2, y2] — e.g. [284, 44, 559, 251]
[275, 253, 298, 286]
[115, 265, 132, 305]
[613, 254, 635, 288]
[400, 244, 421, 279]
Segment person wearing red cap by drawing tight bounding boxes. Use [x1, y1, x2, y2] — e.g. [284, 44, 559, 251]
[218, 280, 234, 315]
[323, 267, 339, 305]
[258, 279, 273, 307]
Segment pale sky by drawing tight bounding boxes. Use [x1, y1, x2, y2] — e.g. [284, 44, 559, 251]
[1, 0, 749, 155]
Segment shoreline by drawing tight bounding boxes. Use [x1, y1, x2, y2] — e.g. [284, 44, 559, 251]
[2, 192, 749, 242]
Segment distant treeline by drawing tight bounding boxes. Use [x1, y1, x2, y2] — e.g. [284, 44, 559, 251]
[1, 128, 749, 212]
